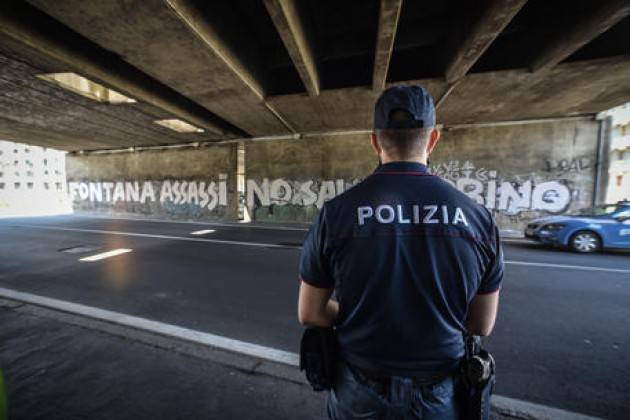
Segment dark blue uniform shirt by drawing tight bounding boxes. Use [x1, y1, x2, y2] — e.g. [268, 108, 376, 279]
[299, 161, 503, 376]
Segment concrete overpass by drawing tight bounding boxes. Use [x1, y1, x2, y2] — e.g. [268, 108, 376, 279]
[1, 4, 630, 418]
[0, 0, 629, 151]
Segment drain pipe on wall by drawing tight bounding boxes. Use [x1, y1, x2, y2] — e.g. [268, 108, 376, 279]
[593, 115, 612, 206]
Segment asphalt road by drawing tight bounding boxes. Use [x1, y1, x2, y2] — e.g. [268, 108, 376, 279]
[0, 302, 327, 420]
[0, 215, 629, 419]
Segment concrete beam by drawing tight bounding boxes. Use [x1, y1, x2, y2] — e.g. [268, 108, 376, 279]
[0, 0, 245, 137]
[435, 80, 462, 110]
[372, 0, 402, 91]
[530, 0, 630, 73]
[444, 0, 528, 83]
[164, 0, 265, 100]
[264, 0, 320, 97]
[165, 0, 296, 132]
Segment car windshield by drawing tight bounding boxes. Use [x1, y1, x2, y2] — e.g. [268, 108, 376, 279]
[567, 205, 621, 216]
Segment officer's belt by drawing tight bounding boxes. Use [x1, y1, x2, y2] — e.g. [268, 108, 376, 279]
[347, 361, 456, 388]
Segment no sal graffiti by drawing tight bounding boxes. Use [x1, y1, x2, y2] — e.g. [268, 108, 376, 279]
[246, 178, 360, 209]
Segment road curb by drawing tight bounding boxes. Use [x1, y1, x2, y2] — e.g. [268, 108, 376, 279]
[0, 288, 603, 420]
[492, 395, 601, 420]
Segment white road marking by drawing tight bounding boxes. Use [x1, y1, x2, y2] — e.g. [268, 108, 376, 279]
[26, 214, 535, 241]
[504, 260, 630, 274]
[491, 395, 601, 420]
[20, 225, 302, 249]
[190, 229, 216, 235]
[13, 225, 630, 274]
[0, 287, 298, 366]
[79, 248, 132, 262]
[72, 214, 310, 231]
[0, 287, 602, 420]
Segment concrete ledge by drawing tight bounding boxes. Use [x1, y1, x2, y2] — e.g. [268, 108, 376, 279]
[0, 289, 603, 420]
[492, 396, 601, 420]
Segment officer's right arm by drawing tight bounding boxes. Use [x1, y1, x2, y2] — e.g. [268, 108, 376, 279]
[298, 207, 338, 327]
[466, 222, 504, 336]
[298, 281, 338, 327]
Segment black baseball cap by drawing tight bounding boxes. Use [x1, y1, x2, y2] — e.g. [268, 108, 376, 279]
[374, 85, 436, 129]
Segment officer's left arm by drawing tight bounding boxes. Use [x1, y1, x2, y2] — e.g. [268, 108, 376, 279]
[466, 219, 504, 336]
[297, 207, 338, 327]
[298, 282, 338, 327]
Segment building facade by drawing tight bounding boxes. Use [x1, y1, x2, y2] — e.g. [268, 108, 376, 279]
[0, 140, 70, 217]
[604, 104, 630, 203]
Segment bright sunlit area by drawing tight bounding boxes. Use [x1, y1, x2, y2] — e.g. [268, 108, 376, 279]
[0, 140, 72, 218]
[36, 73, 136, 105]
[600, 102, 630, 203]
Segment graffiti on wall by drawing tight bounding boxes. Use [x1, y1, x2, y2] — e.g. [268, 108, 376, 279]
[246, 178, 361, 210]
[247, 160, 579, 217]
[544, 157, 591, 174]
[67, 174, 229, 212]
[429, 160, 573, 215]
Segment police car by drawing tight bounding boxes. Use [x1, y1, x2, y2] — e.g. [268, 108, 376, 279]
[524, 201, 630, 253]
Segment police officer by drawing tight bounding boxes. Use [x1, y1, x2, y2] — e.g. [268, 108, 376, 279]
[298, 85, 503, 419]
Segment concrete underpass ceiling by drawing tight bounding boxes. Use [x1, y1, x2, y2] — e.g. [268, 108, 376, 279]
[1, 0, 630, 151]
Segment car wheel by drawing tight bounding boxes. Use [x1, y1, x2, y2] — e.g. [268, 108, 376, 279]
[569, 231, 601, 253]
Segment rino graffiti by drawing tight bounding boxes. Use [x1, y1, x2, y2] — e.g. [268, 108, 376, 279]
[68, 174, 229, 211]
[430, 160, 572, 214]
[247, 161, 574, 215]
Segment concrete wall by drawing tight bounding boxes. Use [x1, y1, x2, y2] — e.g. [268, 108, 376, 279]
[432, 119, 599, 233]
[246, 118, 601, 232]
[65, 118, 600, 231]
[245, 133, 374, 223]
[66, 144, 238, 220]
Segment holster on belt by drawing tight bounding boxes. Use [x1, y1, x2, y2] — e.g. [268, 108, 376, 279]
[459, 334, 496, 420]
[299, 327, 338, 391]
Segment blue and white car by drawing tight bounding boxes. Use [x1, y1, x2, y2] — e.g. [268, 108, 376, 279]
[525, 201, 630, 253]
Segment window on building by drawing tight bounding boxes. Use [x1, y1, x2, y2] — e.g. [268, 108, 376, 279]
[55, 182, 62, 191]
[622, 125, 628, 136]
[27, 182, 34, 189]
[43, 159, 48, 166]
[43, 182, 49, 190]
[617, 175, 624, 187]
[14, 182, 20, 189]
[0, 171, 3, 178]
[0, 183, 4, 190]
[13, 160, 18, 166]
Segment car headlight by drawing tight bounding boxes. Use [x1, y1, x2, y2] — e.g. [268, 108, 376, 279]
[540, 223, 566, 231]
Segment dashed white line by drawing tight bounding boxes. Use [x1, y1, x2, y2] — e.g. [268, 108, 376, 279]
[19, 225, 301, 249]
[79, 248, 132, 262]
[14, 224, 630, 274]
[190, 229, 216, 235]
[71, 214, 310, 231]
